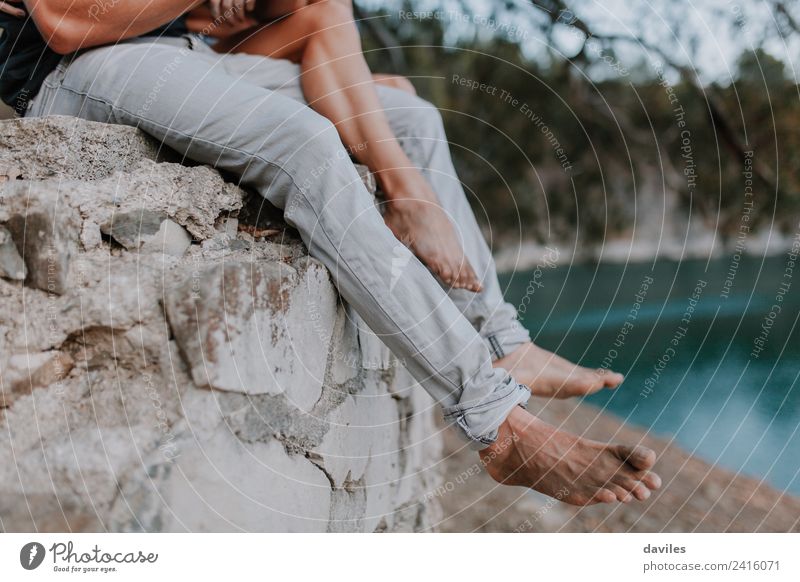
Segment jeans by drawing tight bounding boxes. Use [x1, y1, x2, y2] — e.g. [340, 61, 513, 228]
[26, 34, 531, 448]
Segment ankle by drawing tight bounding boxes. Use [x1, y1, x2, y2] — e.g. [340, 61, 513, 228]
[496, 342, 534, 368]
[377, 168, 434, 202]
[377, 173, 414, 201]
[479, 406, 529, 462]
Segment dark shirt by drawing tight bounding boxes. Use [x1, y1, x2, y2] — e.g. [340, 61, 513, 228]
[0, 13, 187, 116]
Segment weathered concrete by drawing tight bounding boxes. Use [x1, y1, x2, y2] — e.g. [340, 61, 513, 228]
[0, 116, 442, 532]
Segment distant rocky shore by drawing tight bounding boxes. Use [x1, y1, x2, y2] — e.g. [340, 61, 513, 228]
[492, 227, 798, 273]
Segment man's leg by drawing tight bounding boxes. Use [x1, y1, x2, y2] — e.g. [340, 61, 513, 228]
[374, 86, 626, 399]
[210, 52, 627, 398]
[27, 38, 659, 504]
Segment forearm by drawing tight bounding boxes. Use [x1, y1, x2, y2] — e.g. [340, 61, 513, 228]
[24, 0, 204, 54]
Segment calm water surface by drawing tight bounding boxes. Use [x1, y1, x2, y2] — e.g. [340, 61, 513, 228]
[501, 255, 800, 495]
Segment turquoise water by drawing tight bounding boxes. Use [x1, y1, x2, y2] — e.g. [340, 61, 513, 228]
[501, 255, 800, 495]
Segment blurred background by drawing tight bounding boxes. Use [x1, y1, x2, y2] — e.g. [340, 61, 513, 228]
[356, 0, 800, 256]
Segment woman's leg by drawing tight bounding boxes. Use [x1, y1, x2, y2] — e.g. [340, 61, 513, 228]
[213, 1, 482, 291]
[372, 73, 417, 95]
[373, 85, 626, 398]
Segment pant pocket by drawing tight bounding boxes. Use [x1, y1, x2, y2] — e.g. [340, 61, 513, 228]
[25, 60, 68, 117]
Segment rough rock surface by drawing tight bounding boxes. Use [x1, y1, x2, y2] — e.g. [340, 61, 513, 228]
[0, 116, 442, 532]
[0, 225, 26, 280]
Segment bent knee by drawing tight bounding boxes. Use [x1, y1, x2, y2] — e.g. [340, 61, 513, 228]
[299, 0, 356, 33]
[288, 107, 341, 148]
[373, 74, 417, 95]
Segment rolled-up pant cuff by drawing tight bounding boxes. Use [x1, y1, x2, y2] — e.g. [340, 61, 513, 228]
[485, 326, 531, 361]
[442, 377, 531, 450]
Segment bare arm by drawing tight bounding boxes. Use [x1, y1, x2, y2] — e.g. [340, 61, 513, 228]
[23, 0, 206, 54]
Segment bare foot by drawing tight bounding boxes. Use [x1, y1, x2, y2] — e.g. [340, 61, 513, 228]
[495, 342, 624, 399]
[480, 407, 661, 505]
[382, 193, 482, 292]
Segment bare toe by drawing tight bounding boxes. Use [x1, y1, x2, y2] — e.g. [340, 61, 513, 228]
[634, 470, 662, 490]
[460, 276, 475, 291]
[451, 258, 480, 292]
[602, 370, 625, 387]
[436, 263, 454, 286]
[462, 264, 482, 292]
[563, 374, 604, 397]
[579, 375, 606, 394]
[592, 488, 618, 504]
[631, 483, 652, 501]
[618, 445, 657, 471]
[452, 265, 469, 289]
[607, 484, 634, 503]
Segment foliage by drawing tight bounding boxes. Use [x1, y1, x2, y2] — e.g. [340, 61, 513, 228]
[358, 1, 800, 245]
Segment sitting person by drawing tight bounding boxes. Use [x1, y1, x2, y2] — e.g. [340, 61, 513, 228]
[0, 0, 659, 506]
[187, 0, 482, 291]
[183, 0, 630, 400]
[186, 2, 418, 93]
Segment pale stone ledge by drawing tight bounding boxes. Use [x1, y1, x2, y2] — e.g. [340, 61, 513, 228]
[0, 116, 443, 532]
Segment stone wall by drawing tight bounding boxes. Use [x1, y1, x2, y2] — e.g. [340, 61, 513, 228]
[0, 116, 443, 532]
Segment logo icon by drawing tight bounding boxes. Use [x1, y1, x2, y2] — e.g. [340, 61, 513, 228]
[20, 542, 46, 570]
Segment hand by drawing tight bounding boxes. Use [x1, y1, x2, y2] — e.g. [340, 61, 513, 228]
[0, 0, 26, 18]
[251, 0, 311, 22]
[207, 0, 254, 23]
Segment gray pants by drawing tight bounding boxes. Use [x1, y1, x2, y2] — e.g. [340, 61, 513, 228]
[27, 34, 531, 447]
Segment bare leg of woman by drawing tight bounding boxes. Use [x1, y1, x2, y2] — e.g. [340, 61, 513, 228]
[372, 73, 417, 95]
[213, 2, 481, 291]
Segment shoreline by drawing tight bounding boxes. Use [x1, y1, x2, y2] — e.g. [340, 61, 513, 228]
[493, 228, 799, 273]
